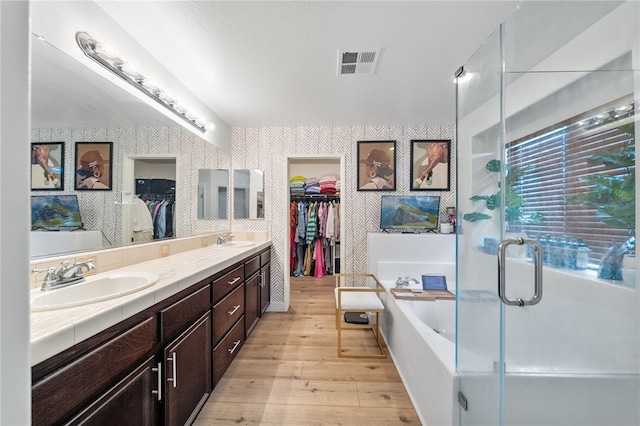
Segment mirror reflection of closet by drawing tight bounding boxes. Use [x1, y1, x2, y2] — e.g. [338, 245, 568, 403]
[122, 155, 177, 244]
[198, 169, 229, 219]
[233, 169, 265, 219]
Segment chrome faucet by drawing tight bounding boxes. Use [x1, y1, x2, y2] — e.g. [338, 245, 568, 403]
[217, 233, 233, 245]
[32, 259, 96, 291]
[395, 276, 420, 288]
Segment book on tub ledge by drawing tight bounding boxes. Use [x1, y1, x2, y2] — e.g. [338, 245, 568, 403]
[390, 274, 455, 301]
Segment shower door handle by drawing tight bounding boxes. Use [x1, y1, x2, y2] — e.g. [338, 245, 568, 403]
[498, 238, 543, 307]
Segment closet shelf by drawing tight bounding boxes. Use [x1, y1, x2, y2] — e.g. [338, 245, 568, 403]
[290, 194, 340, 201]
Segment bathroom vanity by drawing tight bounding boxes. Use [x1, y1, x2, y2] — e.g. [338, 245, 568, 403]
[30, 241, 271, 425]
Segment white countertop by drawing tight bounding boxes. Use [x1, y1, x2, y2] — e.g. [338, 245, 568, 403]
[30, 241, 271, 366]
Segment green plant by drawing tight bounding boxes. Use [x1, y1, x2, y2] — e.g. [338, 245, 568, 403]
[568, 123, 635, 234]
[567, 122, 635, 280]
[463, 159, 545, 226]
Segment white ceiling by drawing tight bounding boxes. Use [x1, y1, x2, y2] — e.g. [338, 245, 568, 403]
[32, 1, 524, 130]
[95, 0, 522, 128]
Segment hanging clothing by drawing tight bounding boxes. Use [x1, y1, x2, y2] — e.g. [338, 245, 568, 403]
[131, 196, 154, 242]
[289, 197, 340, 278]
[139, 195, 175, 241]
[314, 238, 325, 278]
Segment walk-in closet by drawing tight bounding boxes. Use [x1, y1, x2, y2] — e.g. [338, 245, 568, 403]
[285, 155, 345, 308]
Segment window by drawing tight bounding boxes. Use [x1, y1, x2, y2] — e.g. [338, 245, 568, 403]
[506, 96, 635, 264]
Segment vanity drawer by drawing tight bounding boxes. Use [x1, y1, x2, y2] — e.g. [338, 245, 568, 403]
[160, 283, 211, 341]
[213, 316, 245, 385]
[260, 249, 271, 266]
[245, 255, 260, 278]
[32, 317, 157, 426]
[213, 265, 244, 303]
[213, 284, 245, 344]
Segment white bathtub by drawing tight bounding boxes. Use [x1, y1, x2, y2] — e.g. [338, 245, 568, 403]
[369, 235, 638, 425]
[380, 280, 459, 426]
[379, 262, 640, 426]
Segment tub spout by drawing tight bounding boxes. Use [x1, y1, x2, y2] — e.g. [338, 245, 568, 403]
[395, 276, 420, 288]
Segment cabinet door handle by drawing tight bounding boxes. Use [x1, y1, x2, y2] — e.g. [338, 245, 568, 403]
[228, 340, 241, 354]
[228, 276, 241, 286]
[228, 305, 241, 316]
[167, 352, 177, 388]
[151, 362, 162, 401]
[260, 271, 265, 287]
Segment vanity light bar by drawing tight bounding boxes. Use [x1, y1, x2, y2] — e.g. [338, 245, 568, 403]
[76, 31, 211, 133]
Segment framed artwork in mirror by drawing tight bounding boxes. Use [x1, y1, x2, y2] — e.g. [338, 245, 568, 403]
[410, 139, 451, 191]
[74, 142, 113, 190]
[31, 142, 65, 191]
[357, 140, 396, 191]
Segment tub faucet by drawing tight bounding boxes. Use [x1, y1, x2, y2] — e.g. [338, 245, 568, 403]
[395, 276, 419, 288]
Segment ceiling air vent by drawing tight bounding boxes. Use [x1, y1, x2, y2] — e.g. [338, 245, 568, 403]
[338, 49, 381, 75]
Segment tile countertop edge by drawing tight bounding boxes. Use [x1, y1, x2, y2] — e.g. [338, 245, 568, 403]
[30, 241, 272, 366]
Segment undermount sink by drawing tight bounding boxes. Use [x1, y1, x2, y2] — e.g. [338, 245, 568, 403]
[220, 241, 256, 248]
[31, 271, 160, 312]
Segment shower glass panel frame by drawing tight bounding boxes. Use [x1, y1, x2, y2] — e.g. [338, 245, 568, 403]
[456, 2, 640, 425]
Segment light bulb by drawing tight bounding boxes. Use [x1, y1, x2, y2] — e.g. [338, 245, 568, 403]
[95, 41, 118, 60]
[158, 91, 175, 105]
[185, 110, 199, 121]
[141, 78, 160, 95]
[173, 103, 188, 114]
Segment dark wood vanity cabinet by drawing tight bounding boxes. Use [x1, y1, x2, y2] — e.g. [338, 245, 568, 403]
[244, 254, 261, 337]
[32, 246, 271, 425]
[160, 284, 212, 425]
[32, 317, 158, 426]
[244, 272, 260, 337]
[163, 313, 211, 426]
[66, 356, 159, 426]
[260, 249, 271, 315]
[213, 315, 245, 385]
[212, 283, 245, 386]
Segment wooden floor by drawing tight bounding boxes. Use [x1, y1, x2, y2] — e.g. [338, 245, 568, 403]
[193, 275, 421, 425]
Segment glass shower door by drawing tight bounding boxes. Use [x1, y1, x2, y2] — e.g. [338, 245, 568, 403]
[456, 2, 640, 425]
[455, 23, 504, 426]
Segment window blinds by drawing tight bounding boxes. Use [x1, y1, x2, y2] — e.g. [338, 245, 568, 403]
[506, 96, 635, 263]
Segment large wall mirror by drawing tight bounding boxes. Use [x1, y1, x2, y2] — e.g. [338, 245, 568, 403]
[30, 3, 232, 260]
[233, 169, 264, 219]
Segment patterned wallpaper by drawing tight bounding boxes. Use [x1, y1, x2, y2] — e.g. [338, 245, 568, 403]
[32, 126, 231, 247]
[32, 124, 455, 307]
[231, 125, 456, 305]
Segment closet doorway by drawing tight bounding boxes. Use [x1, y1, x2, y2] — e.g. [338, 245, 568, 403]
[284, 154, 345, 312]
[122, 154, 178, 245]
